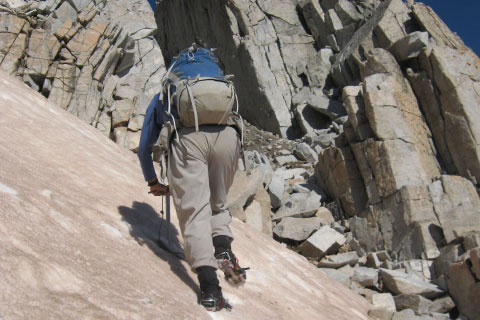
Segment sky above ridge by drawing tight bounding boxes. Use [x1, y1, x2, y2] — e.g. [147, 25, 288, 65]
[413, 0, 479, 56]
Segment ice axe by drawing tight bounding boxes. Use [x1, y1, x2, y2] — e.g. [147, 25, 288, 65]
[157, 193, 185, 260]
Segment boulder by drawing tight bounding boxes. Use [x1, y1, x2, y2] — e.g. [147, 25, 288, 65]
[315, 207, 335, 226]
[50, 1, 78, 33]
[267, 174, 284, 210]
[342, 86, 375, 142]
[463, 231, 480, 251]
[300, 0, 330, 48]
[227, 168, 268, 220]
[244, 200, 263, 233]
[307, 93, 347, 120]
[292, 87, 311, 105]
[318, 251, 359, 269]
[352, 267, 379, 287]
[320, 268, 352, 287]
[305, 49, 333, 88]
[433, 243, 463, 280]
[368, 309, 394, 320]
[334, 0, 363, 26]
[253, 184, 274, 237]
[348, 237, 366, 257]
[325, 8, 343, 35]
[275, 167, 308, 180]
[273, 216, 323, 242]
[367, 251, 392, 269]
[390, 31, 429, 62]
[299, 226, 347, 259]
[369, 293, 396, 313]
[429, 176, 480, 244]
[374, 0, 411, 49]
[272, 191, 322, 222]
[295, 104, 330, 135]
[428, 296, 455, 314]
[394, 260, 432, 282]
[471, 247, 480, 280]
[243, 184, 273, 237]
[291, 181, 325, 195]
[25, 29, 62, 80]
[379, 269, 444, 299]
[447, 249, 480, 320]
[391, 309, 416, 320]
[294, 142, 318, 163]
[244, 151, 273, 175]
[349, 216, 383, 255]
[275, 155, 298, 166]
[394, 294, 433, 315]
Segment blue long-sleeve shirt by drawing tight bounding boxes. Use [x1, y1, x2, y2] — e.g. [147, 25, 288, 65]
[137, 93, 172, 181]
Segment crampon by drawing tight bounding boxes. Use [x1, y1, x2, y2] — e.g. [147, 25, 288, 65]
[199, 289, 232, 312]
[216, 250, 249, 287]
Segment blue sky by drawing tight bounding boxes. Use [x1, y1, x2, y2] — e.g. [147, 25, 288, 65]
[147, 0, 155, 11]
[416, 0, 480, 56]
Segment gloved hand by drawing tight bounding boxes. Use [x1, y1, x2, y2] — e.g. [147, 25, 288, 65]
[148, 178, 170, 196]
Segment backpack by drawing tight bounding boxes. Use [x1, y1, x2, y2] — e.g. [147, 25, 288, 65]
[160, 45, 241, 132]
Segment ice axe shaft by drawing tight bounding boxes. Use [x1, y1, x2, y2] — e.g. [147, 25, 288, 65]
[165, 194, 170, 242]
[157, 193, 185, 260]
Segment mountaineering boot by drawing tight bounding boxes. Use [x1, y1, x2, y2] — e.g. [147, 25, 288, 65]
[198, 285, 231, 312]
[213, 235, 247, 287]
[197, 266, 231, 311]
[215, 250, 247, 287]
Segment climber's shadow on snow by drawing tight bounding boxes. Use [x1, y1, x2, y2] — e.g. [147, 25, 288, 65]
[118, 201, 199, 294]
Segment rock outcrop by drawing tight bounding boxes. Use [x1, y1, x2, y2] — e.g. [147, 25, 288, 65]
[0, 0, 164, 151]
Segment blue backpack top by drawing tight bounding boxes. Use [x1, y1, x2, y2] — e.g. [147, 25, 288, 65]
[168, 47, 224, 80]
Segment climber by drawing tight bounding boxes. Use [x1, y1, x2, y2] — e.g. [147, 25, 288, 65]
[137, 43, 247, 312]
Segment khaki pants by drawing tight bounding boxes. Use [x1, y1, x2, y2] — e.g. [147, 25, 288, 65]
[167, 125, 241, 270]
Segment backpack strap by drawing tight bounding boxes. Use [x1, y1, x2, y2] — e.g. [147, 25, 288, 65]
[164, 82, 180, 143]
[159, 59, 178, 102]
[185, 79, 200, 132]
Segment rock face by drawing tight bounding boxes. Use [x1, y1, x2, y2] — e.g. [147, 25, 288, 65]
[0, 0, 164, 151]
[153, 0, 480, 268]
[0, 70, 372, 319]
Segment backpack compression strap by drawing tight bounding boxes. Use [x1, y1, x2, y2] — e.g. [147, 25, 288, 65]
[185, 80, 200, 132]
